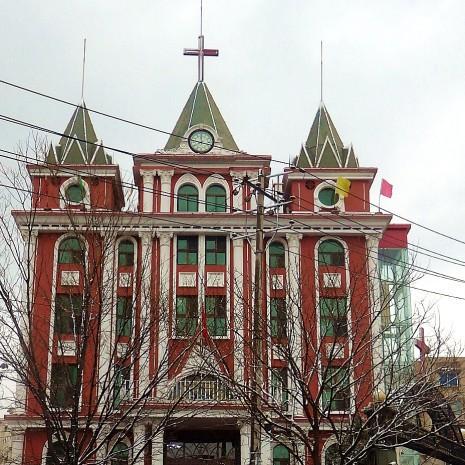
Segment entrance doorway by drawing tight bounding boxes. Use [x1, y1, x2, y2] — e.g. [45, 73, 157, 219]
[165, 430, 239, 465]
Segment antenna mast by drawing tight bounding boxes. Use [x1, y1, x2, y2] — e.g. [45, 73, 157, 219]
[320, 40, 323, 102]
[81, 38, 87, 102]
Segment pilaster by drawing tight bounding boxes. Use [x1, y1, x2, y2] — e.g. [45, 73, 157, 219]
[158, 170, 174, 213]
[232, 237, 245, 384]
[239, 422, 251, 465]
[10, 428, 24, 465]
[133, 424, 147, 465]
[139, 232, 153, 396]
[141, 171, 154, 213]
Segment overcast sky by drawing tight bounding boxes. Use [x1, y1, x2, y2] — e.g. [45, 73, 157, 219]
[1, 0, 465, 346]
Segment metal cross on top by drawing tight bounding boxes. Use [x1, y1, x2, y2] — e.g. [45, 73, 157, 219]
[183, 1, 218, 82]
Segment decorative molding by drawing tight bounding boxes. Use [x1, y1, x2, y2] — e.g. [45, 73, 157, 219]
[178, 272, 196, 288]
[323, 272, 341, 288]
[61, 270, 80, 286]
[58, 340, 76, 357]
[271, 274, 284, 290]
[206, 272, 225, 287]
[118, 272, 132, 288]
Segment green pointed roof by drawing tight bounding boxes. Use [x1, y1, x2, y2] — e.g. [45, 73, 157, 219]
[164, 82, 239, 152]
[46, 102, 111, 165]
[296, 103, 359, 168]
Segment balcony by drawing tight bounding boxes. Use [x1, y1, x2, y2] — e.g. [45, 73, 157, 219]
[169, 375, 236, 402]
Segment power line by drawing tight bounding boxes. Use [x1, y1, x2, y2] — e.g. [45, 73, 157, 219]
[1, 151, 464, 300]
[1, 78, 465, 247]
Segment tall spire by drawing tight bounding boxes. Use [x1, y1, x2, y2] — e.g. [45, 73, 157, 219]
[295, 103, 358, 168]
[183, 1, 219, 82]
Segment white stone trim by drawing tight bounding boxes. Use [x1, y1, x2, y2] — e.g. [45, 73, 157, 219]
[59, 176, 90, 208]
[174, 174, 203, 212]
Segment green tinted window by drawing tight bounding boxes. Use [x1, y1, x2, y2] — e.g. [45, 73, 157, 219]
[318, 187, 339, 206]
[206, 236, 226, 265]
[116, 296, 132, 337]
[269, 242, 285, 268]
[320, 298, 348, 337]
[322, 366, 350, 411]
[318, 240, 344, 266]
[113, 365, 131, 407]
[206, 185, 227, 212]
[177, 237, 198, 265]
[270, 298, 287, 338]
[110, 441, 130, 465]
[58, 237, 85, 264]
[118, 240, 135, 266]
[54, 294, 83, 334]
[176, 296, 198, 336]
[65, 184, 85, 203]
[50, 363, 78, 408]
[205, 296, 227, 336]
[177, 185, 199, 212]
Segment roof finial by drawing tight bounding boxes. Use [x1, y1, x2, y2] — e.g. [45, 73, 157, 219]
[81, 38, 87, 103]
[183, 1, 219, 82]
[320, 40, 323, 103]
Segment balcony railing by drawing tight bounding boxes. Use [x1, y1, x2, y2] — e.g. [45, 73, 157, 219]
[169, 376, 236, 402]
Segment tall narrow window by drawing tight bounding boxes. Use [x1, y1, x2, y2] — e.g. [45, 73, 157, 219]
[118, 240, 135, 266]
[320, 298, 348, 337]
[176, 296, 198, 336]
[271, 367, 288, 409]
[322, 365, 350, 412]
[54, 294, 83, 335]
[50, 363, 78, 408]
[273, 446, 290, 465]
[318, 240, 345, 267]
[58, 237, 85, 264]
[205, 296, 227, 337]
[177, 184, 199, 212]
[114, 364, 131, 406]
[177, 237, 198, 265]
[205, 236, 226, 265]
[269, 242, 285, 268]
[206, 185, 227, 212]
[270, 298, 287, 338]
[110, 442, 130, 465]
[116, 296, 133, 337]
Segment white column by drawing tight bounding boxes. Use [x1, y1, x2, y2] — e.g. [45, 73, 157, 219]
[260, 435, 272, 465]
[98, 232, 116, 407]
[232, 237, 245, 384]
[133, 424, 146, 465]
[286, 233, 303, 416]
[151, 423, 164, 465]
[366, 234, 384, 391]
[158, 170, 174, 213]
[155, 232, 172, 395]
[240, 422, 251, 465]
[230, 171, 246, 212]
[142, 172, 154, 213]
[139, 232, 153, 397]
[10, 429, 24, 465]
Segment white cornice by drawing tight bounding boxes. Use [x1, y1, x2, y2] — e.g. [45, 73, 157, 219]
[286, 169, 377, 181]
[27, 166, 119, 177]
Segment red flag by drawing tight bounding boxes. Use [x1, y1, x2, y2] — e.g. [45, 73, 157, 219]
[380, 179, 393, 198]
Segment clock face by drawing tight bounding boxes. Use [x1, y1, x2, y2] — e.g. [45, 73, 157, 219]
[188, 129, 214, 154]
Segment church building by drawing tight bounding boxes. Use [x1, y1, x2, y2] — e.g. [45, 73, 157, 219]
[4, 29, 411, 465]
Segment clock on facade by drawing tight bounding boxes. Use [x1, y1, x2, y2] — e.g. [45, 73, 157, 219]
[188, 129, 215, 153]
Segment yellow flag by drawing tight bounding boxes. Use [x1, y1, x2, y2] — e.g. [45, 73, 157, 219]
[335, 176, 351, 198]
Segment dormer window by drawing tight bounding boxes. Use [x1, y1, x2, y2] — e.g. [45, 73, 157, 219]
[318, 187, 339, 207]
[65, 184, 85, 204]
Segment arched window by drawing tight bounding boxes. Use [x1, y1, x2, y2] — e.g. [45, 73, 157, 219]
[177, 184, 199, 212]
[324, 444, 339, 465]
[118, 240, 135, 266]
[269, 242, 285, 268]
[58, 237, 85, 264]
[318, 240, 345, 267]
[45, 441, 65, 465]
[110, 442, 129, 465]
[206, 185, 227, 212]
[273, 445, 290, 465]
[65, 183, 85, 203]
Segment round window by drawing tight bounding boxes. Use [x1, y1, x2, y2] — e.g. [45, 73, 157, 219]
[65, 184, 85, 203]
[318, 187, 339, 207]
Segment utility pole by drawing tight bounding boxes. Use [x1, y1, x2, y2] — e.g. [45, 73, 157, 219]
[250, 170, 265, 465]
